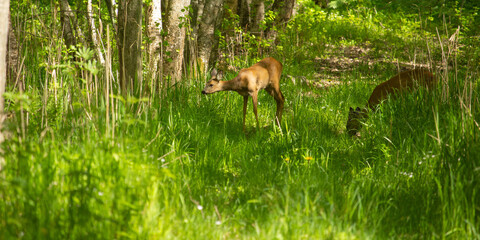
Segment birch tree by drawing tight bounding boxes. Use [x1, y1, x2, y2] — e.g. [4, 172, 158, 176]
[0, 0, 6, 170]
[0, 0, 9, 113]
[196, 0, 224, 73]
[146, 0, 162, 92]
[87, 0, 105, 64]
[162, 0, 191, 85]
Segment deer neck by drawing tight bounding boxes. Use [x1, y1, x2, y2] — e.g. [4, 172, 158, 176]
[220, 78, 243, 92]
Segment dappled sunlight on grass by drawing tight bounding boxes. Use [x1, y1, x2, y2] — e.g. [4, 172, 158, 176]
[2, 1, 480, 239]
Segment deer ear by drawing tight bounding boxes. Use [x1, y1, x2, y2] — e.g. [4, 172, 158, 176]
[217, 71, 224, 80]
[211, 69, 217, 77]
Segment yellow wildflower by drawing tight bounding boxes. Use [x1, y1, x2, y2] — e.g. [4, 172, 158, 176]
[304, 156, 313, 161]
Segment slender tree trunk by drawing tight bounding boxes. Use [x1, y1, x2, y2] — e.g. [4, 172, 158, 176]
[59, 0, 77, 59]
[208, 0, 226, 68]
[0, 0, 9, 114]
[7, 13, 18, 87]
[196, 0, 224, 73]
[118, 0, 142, 96]
[184, 0, 203, 80]
[162, 0, 190, 85]
[87, 0, 105, 64]
[0, 0, 7, 171]
[146, 0, 162, 93]
[104, 0, 117, 33]
[72, 2, 88, 47]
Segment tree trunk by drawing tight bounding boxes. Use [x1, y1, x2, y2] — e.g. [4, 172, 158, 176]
[224, 0, 238, 14]
[162, 0, 190, 85]
[196, 0, 224, 73]
[104, 0, 117, 33]
[271, 0, 296, 27]
[184, 0, 203, 80]
[314, 0, 329, 8]
[238, 0, 251, 28]
[250, 0, 265, 35]
[117, 0, 142, 96]
[0, 0, 7, 170]
[190, 0, 205, 30]
[7, 13, 18, 87]
[0, 0, 9, 114]
[87, 0, 105, 64]
[146, 0, 162, 93]
[267, 0, 296, 41]
[59, 0, 77, 59]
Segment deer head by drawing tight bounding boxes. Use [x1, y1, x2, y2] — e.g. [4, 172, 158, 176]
[201, 69, 224, 94]
[346, 107, 368, 136]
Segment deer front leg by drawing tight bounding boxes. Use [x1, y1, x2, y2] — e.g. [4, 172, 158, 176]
[243, 95, 248, 132]
[251, 93, 260, 129]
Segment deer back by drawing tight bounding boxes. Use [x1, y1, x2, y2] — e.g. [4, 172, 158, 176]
[367, 69, 437, 109]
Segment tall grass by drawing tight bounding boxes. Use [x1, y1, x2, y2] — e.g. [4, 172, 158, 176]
[1, 1, 480, 239]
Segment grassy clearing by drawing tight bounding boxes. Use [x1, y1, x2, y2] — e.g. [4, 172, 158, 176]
[2, 1, 480, 239]
[3, 69, 479, 239]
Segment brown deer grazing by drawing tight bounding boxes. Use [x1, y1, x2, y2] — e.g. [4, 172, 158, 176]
[346, 69, 437, 136]
[201, 57, 284, 131]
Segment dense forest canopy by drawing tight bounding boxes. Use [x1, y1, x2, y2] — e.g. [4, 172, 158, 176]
[1, 0, 479, 239]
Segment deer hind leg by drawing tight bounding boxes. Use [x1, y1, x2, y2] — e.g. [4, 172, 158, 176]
[243, 96, 248, 132]
[251, 93, 260, 129]
[267, 86, 285, 126]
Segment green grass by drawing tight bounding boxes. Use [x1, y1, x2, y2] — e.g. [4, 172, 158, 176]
[2, 1, 480, 239]
[2, 69, 479, 239]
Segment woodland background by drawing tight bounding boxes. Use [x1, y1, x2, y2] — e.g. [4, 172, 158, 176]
[1, 0, 480, 239]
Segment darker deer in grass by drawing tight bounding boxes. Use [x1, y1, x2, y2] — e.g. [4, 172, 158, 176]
[201, 57, 284, 131]
[346, 69, 437, 136]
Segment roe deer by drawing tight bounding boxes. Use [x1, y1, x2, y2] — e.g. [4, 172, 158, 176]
[201, 57, 284, 131]
[346, 69, 437, 136]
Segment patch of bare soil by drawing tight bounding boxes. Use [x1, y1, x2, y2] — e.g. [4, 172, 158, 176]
[292, 42, 436, 93]
[285, 44, 371, 93]
[315, 44, 375, 75]
[287, 75, 345, 89]
[318, 43, 435, 74]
